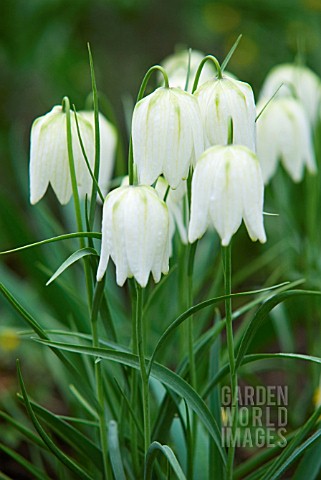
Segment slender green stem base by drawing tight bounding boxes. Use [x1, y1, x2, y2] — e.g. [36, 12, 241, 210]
[92, 281, 110, 479]
[222, 244, 238, 480]
[135, 283, 150, 455]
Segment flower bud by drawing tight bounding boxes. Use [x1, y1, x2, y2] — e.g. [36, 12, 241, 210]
[97, 185, 170, 287]
[194, 76, 256, 151]
[257, 97, 316, 183]
[79, 111, 117, 198]
[188, 145, 266, 246]
[259, 63, 321, 125]
[30, 105, 94, 205]
[132, 87, 204, 189]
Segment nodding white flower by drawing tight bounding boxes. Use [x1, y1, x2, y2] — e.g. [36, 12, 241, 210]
[96, 185, 170, 287]
[30, 105, 94, 205]
[159, 50, 216, 92]
[257, 97, 317, 183]
[121, 176, 187, 250]
[79, 112, 117, 198]
[259, 63, 321, 125]
[132, 87, 204, 189]
[194, 75, 256, 151]
[188, 145, 266, 246]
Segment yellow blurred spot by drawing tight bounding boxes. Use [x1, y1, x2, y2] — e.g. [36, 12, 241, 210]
[313, 385, 321, 408]
[0, 329, 20, 351]
[303, 0, 321, 11]
[203, 3, 241, 34]
[225, 35, 258, 68]
[221, 407, 228, 425]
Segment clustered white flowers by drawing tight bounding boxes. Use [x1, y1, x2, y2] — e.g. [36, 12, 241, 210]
[29, 51, 320, 288]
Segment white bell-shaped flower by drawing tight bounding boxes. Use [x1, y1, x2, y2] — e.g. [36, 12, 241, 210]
[30, 105, 94, 205]
[121, 175, 188, 247]
[79, 112, 117, 198]
[132, 87, 204, 189]
[257, 97, 316, 183]
[97, 185, 170, 287]
[259, 63, 321, 125]
[194, 75, 256, 151]
[188, 145, 266, 246]
[159, 50, 216, 92]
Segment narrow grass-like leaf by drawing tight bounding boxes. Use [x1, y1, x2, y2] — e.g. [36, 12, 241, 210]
[46, 247, 98, 285]
[17, 360, 92, 480]
[233, 430, 297, 479]
[144, 442, 186, 480]
[261, 403, 321, 480]
[0, 472, 12, 480]
[235, 290, 321, 372]
[0, 411, 45, 449]
[148, 282, 291, 374]
[16, 394, 103, 471]
[293, 434, 321, 480]
[69, 384, 99, 419]
[114, 378, 144, 438]
[0, 232, 101, 255]
[109, 420, 126, 480]
[1, 283, 97, 408]
[87, 43, 101, 228]
[221, 34, 242, 72]
[0, 443, 51, 480]
[34, 339, 227, 464]
[204, 352, 321, 399]
[270, 430, 321, 480]
[152, 281, 302, 443]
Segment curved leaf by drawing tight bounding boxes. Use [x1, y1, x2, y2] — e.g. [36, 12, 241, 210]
[203, 352, 321, 399]
[148, 282, 291, 374]
[0, 232, 101, 255]
[16, 395, 103, 471]
[17, 360, 92, 480]
[46, 247, 98, 285]
[34, 339, 227, 464]
[144, 441, 186, 480]
[0, 442, 51, 480]
[235, 289, 321, 371]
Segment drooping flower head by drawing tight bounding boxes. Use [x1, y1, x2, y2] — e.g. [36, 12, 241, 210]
[132, 87, 204, 189]
[257, 97, 316, 183]
[194, 75, 256, 152]
[79, 111, 117, 198]
[188, 145, 266, 246]
[259, 63, 321, 125]
[30, 105, 94, 205]
[97, 185, 170, 287]
[121, 175, 187, 248]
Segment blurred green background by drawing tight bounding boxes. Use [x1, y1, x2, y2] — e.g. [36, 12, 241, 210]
[1, 0, 321, 476]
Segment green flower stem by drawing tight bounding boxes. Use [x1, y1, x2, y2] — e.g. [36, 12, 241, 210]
[187, 242, 198, 390]
[92, 280, 110, 479]
[63, 96, 93, 307]
[192, 55, 223, 93]
[135, 282, 150, 455]
[128, 65, 169, 185]
[222, 244, 238, 480]
[186, 241, 198, 479]
[130, 282, 140, 476]
[88, 44, 101, 230]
